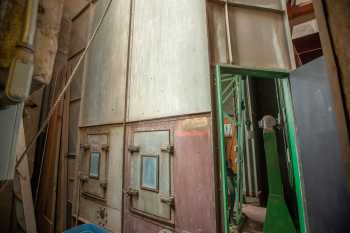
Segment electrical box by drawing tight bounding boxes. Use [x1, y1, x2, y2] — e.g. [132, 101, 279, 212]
[128, 130, 174, 221]
[81, 133, 109, 200]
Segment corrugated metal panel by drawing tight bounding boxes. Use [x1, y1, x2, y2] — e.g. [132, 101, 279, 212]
[80, 0, 130, 126]
[228, 6, 291, 69]
[127, 0, 211, 122]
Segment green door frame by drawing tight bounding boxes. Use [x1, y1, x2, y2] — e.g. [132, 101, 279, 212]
[215, 64, 307, 233]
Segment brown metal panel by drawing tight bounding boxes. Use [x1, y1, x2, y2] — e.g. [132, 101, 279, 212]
[127, 0, 211, 122]
[69, 8, 90, 58]
[207, 2, 229, 65]
[80, 0, 130, 126]
[228, 6, 291, 69]
[174, 117, 217, 233]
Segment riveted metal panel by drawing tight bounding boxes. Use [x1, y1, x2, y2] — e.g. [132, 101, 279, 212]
[127, 0, 211, 121]
[80, 0, 130, 126]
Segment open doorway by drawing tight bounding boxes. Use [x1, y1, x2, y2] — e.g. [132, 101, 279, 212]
[215, 65, 307, 233]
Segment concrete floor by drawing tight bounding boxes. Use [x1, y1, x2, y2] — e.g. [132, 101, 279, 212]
[231, 204, 265, 233]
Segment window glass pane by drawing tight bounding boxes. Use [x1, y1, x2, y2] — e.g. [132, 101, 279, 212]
[90, 152, 100, 178]
[142, 156, 158, 191]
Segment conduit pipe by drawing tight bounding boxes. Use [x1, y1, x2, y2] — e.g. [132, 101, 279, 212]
[0, 0, 39, 105]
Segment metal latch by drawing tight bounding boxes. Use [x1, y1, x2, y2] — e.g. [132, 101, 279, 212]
[160, 144, 174, 154]
[80, 144, 90, 151]
[126, 188, 139, 197]
[160, 195, 175, 207]
[128, 145, 140, 153]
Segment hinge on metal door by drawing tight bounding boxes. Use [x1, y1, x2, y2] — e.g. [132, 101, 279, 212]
[126, 188, 139, 197]
[160, 195, 175, 207]
[128, 145, 140, 153]
[160, 144, 174, 154]
[80, 144, 90, 151]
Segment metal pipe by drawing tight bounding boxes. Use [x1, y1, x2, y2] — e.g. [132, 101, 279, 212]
[22, 0, 39, 47]
[224, 0, 233, 64]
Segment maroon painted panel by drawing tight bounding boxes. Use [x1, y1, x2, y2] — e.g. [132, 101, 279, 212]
[174, 117, 217, 233]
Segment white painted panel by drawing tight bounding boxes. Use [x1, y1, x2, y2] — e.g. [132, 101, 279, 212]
[127, 0, 211, 121]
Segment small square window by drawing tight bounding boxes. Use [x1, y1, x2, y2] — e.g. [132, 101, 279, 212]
[141, 155, 159, 192]
[89, 152, 101, 178]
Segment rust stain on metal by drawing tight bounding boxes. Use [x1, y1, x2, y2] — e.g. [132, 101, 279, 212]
[179, 117, 209, 131]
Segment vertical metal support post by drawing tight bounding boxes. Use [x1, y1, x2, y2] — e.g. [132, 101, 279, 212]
[234, 75, 245, 226]
[215, 65, 229, 233]
[260, 115, 297, 233]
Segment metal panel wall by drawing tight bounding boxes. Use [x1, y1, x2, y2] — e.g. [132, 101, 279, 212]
[123, 115, 217, 233]
[127, 0, 211, 121]
[78, 126, 124, 232]
[69, 9, 90, 58]
[80, 0, 130, 126]
[207, 0, 293, 69]
[228, 6, 291, 69]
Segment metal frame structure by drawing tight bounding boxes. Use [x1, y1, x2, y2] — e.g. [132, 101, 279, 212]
[215, 64, 307, 233]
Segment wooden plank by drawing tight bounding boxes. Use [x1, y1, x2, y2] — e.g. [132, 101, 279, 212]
[15, 121, 37, 233]
[56, 65, 71, 232]
[36, 67, 66, 233]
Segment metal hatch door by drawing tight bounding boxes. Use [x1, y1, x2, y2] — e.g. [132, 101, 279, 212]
[289, 57, 350, 233]
[81, 133, 109, 200]
[129, 130, 173, 220]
